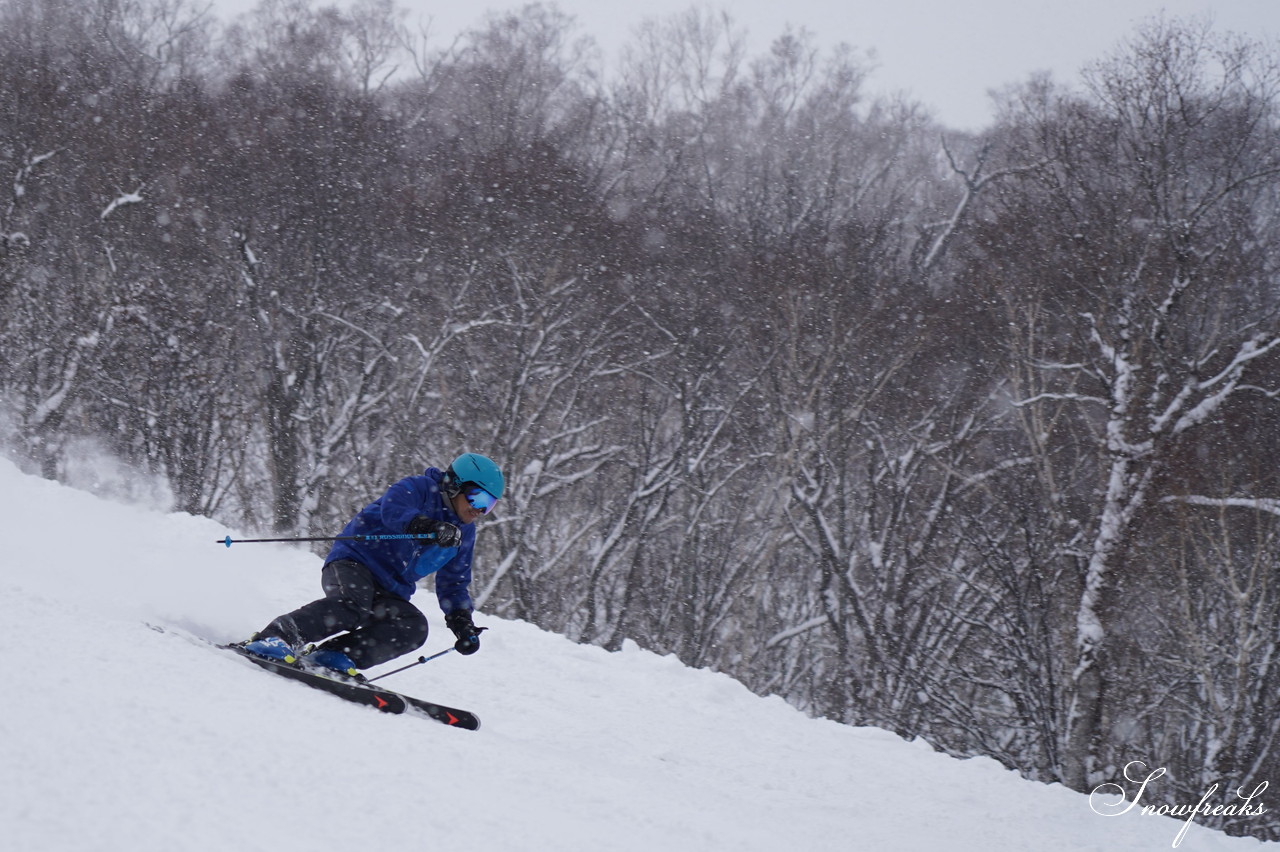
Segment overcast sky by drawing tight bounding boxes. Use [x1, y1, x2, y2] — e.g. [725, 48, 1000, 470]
[210, 0, 1280, 130]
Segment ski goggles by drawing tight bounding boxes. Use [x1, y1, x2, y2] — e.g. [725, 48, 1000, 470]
[465, 486, 499, 515]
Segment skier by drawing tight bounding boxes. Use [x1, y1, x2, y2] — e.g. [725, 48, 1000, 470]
[242, 453, 505, 677]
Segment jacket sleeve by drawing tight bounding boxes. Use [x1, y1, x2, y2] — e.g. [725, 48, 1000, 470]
[434, 528, 476, 613]
[378, 475, 435, 532]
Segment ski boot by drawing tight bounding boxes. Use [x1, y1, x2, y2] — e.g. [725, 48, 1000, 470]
[242, 635, 299, 665]
[305, 648, 362, 679]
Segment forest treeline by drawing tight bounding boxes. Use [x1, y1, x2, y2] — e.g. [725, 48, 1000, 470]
[4, 0, 1280, 834]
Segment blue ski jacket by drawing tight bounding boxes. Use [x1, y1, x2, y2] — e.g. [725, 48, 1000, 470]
[325, 467, 475, 612]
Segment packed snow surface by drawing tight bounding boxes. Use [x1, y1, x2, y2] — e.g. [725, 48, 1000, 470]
[0, 457, 1271, 851]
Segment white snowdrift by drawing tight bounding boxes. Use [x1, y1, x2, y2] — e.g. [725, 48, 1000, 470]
[0, 457, 1270, 851]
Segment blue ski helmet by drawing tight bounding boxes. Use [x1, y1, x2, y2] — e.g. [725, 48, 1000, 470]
[443, 452, 505, 499]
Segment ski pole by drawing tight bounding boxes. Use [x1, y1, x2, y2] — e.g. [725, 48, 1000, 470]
[217, 533, 435, 548]
[364, 648, 454, 684]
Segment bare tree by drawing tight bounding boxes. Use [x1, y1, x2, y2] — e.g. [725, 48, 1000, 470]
[980, 18, 1280, 788]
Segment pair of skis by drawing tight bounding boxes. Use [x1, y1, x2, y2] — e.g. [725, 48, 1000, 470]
[222, 643, 481, 730]
[147, 623, 478, 730]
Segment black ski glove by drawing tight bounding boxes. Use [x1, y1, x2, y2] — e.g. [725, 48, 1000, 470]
[406, 516, 461, 548]
[445, 609, 487, 655]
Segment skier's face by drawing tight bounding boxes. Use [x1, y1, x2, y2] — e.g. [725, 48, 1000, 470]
[451, 489, 488, 524]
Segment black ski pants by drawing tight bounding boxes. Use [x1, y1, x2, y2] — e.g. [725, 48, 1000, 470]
[259, 559, 429, 668]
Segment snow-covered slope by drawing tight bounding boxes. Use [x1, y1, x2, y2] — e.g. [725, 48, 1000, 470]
[0, 457, 1270, 851]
